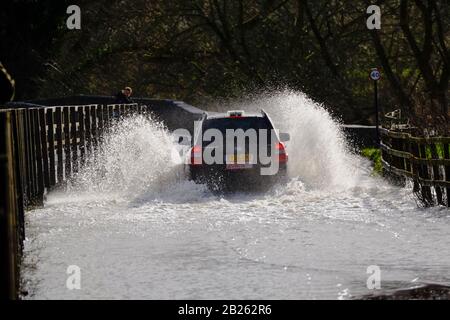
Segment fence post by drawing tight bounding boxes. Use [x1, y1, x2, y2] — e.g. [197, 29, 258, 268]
[39, 108, 50, 189]
[444, 143, 450, 207]
[90, 105, 98, 154]
[430, 142, 443, 205]
[103, 104, 109, 125]
[114, 105, 120, 120]
[11, 110, 26, 245]
[0, 111, 20, 300]
[55, 107, 64, 184]
[108, 104, 114, 122]
[78, 106, 85, 166]
[46, 108, 56, 187]
[419, 142, 433, 205]
[32, 109, 44, 206]
[70, 107, 78, 173]
[409, 139, 421, 193]
[84, 105, 92, 162]
[25, 109, 37, 204]
[63, 107, 71, 180]
[97, 105, 104, 138]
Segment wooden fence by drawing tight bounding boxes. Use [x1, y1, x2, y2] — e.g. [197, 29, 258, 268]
[0, 103, 144, 299]
[380, 127, 450, 207]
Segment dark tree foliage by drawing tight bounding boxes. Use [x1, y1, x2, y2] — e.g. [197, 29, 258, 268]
[2, 0, 449, 129]
[0, 0, 72, 100]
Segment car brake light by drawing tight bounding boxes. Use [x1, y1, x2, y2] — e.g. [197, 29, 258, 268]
[275, 142, 288, 163]
[190, 145, 202, 165]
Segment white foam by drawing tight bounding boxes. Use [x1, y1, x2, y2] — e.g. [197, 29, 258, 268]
[68, 114, 186, 201]
[209, 90, 363, 189]
[66, 91, 369, 202]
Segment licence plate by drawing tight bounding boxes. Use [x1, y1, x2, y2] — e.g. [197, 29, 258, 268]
[227, 154, 252, 163]
[226, 163, 253, 170]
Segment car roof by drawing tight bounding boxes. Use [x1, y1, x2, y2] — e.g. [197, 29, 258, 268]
[204, 111, 264, 119]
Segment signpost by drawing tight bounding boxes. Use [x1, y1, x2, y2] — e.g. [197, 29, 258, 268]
[370, 68, 381, 146]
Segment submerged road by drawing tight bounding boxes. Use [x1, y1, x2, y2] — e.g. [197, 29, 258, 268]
[20, 93, 450, 299]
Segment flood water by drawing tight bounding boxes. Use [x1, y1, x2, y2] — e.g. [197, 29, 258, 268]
[21, 92, 450, 299]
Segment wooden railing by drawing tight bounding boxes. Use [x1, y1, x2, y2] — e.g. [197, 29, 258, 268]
[0, 103, 145, 299]
[380, 127, 450, 207]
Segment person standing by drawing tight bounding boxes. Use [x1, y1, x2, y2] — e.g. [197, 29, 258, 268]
[115, 86, 133, 104]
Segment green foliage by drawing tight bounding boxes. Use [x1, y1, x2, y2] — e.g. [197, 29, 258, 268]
[361, 148, 382, 174]
[435, 143, 446, 159]
[425, 146, 432, 159]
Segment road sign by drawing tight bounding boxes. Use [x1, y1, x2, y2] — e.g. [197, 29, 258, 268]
[369, 68, 381, 145]
[370, 68, 381, 81]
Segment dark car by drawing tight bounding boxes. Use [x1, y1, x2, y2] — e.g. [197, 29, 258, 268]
[183, 110, 289, 191]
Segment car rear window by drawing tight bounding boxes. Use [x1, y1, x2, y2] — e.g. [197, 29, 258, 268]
[199, 116, 276, 148]
[203, 117, 273, 133]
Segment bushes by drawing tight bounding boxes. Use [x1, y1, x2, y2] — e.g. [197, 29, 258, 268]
[361, 148, 382, 174]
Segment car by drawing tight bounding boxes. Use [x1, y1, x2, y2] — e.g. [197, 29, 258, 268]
[181, 110, 290, 191]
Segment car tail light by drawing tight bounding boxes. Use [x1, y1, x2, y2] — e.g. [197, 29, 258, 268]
[190, 145, 202, 165]
[275, 142, 288, 163]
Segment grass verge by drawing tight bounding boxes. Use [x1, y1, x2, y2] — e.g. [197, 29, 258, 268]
[361, 148, 382, 174]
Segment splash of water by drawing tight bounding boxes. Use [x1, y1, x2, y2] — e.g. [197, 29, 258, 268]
[64, 91, 365, 204]
[207, 90, 363, 189]
[68, 114, 187, 200]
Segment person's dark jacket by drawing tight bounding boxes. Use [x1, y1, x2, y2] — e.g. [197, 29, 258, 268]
[115, 90, 133, 104]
